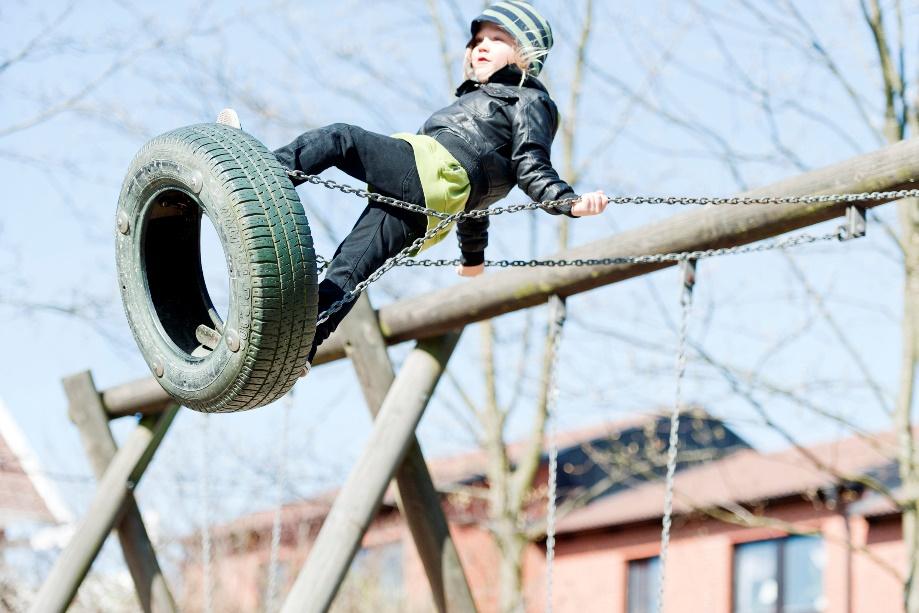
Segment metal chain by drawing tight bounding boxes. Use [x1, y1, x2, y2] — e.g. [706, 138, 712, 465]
[658, 259, 695, 613]
[266, 392, 293, 613]
[315, 229, 844, 276]
[295, 164, 874, 327]
[289, 168, 919, 219]
[388, 229, 846, 268]
[314, 227, 841, 326]
[544, 295, 566, 613]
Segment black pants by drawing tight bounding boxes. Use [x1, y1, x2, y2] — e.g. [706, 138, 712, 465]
[273, 124, 427, 361]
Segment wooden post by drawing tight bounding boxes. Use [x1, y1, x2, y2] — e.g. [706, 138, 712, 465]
[30, 404, 180, 613]
[341, 294, 477, 612]
[280, 331, 462, 613]
[62, 371, 178, 613]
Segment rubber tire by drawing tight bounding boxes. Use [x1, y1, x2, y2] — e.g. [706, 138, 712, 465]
[116, 124, 317, 412]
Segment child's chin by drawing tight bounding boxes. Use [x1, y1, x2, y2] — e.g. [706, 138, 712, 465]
[474, 67, 495, 82]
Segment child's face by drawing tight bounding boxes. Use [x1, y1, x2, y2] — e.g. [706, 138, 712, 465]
[467, 22, 517, 82]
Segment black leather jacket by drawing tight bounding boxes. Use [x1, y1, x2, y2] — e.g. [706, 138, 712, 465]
[421, 65, 577, 265]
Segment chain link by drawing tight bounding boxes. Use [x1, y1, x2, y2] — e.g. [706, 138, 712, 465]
[658, 260, 694, 613]
[290, 168, 919, 220]
[315, 232, 843, 279]
[292, 166, 878, 324]
[544, 296, 566, 613]
[339, 230, 840, 269]
[314, 229, 841, 324]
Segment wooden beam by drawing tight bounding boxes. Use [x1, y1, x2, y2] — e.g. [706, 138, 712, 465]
[313, 136, 919, 363]
[30, 405, 179, 613]
[280, 332, 462, 613]
[62, 371, 178, 613]
[102, 376, 173, 419]
[341, 294, 476, 612]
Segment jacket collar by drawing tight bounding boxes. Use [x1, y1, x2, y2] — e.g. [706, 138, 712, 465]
[455, 65, 549, 97]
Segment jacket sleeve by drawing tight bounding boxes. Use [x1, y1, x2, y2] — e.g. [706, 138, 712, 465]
[456, 215, 489, 266]
[510, 96, 579, 218]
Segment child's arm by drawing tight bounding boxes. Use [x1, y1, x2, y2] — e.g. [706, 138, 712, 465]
[456, 96, 608, 277]
[456, 215, 489, 275]
[512, 97, 609, 218]
[510, 97, 578, 214]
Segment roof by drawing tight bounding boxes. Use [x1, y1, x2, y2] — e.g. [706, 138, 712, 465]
[215, 409, 749, 537]
[422, 409, 738, 489]
[555, 430, 899, 534]
[422, 416, 652, 487]
[0, 397, 71, 525]
[208, 411, 905, 542]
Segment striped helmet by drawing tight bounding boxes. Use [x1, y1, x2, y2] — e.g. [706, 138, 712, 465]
[469, 1, 554, 77]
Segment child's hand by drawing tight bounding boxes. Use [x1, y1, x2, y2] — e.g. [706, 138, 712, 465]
[456, 263, 485, 277]
[570, 190, 609, 217]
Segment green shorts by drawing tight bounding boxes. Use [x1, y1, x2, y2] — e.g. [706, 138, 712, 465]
[391, 133, 471, 253]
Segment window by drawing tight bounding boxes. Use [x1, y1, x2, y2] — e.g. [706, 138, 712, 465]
[734, 535, 825, 613]
[627, 556, 661, 613]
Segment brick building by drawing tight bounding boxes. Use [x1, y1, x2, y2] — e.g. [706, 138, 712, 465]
[184, 413, 908, 613]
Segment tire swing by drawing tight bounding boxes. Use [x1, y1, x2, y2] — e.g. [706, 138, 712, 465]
[115, 124, 318, 413]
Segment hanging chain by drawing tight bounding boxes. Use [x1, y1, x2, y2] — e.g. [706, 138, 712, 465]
[544, 295, 567, 613]
[314, 229, 841, 324]
[266, 392, 293, 613]
[289, 168, 919, 218]
[200, 414, 214, 613]
[390, 229, 845, 267]
[293, 167, 878, 323]
[657, 259, 695, 613]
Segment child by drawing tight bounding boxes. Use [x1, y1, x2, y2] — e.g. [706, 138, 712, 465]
[218, 1, 608, 374]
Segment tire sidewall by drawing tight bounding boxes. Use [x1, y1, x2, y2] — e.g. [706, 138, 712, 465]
[116, 142, 251, 407]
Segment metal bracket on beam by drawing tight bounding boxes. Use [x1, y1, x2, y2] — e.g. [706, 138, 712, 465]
[839, 205, 866, 241]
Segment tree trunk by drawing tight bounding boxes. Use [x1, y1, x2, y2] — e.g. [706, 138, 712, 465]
[897, 196, 919, 613]
[496, 526, 526, 613]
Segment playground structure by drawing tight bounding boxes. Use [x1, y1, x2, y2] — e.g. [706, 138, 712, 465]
[30, 135, 919, 612]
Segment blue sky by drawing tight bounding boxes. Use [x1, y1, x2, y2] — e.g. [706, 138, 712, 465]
[1, 0, 916, 547]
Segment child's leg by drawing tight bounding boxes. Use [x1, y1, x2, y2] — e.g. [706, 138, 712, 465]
[274, 123, 418, 197]
[273, 125, 428, 361]
[310, 201, 425, 361]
